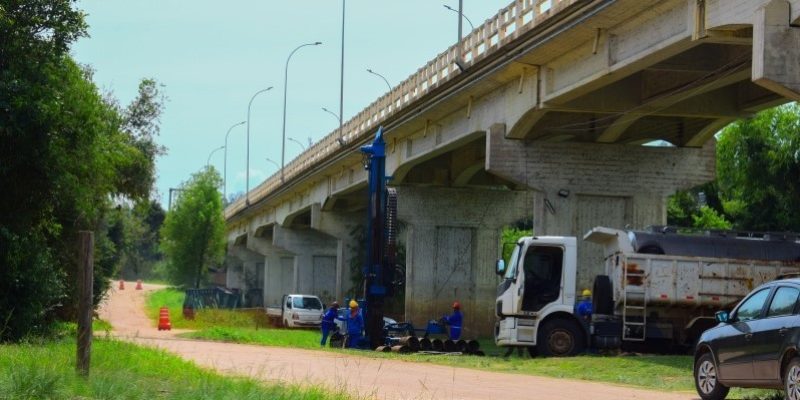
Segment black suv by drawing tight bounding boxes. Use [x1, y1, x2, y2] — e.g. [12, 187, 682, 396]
[694, 278, 800, 400]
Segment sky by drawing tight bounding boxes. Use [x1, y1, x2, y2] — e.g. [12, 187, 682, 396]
[71, 1, 512, 207]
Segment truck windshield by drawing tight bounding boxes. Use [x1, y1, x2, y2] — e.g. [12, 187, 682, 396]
[292, 296, 322, 310]
[504, 244, 521, 280]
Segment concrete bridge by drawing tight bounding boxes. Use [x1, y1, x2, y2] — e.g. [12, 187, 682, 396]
[224, 0, 800, 336]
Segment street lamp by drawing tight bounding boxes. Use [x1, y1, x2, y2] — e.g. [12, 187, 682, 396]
[366, 68, 392, 92]
[207, 145, 224, 167]
[443, 4, 474, 30]
[322, 107, 340, 124]
[265, 158, 279, 170]
[223, 120, 246, 202]
[288, 137, 306, 151]
[246, 87, 273, 205]
[281, 41, 322, 183]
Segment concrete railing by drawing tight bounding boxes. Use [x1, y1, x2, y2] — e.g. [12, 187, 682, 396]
[225, 0, 578, 219]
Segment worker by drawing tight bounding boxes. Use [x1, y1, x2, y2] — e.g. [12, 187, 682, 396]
[336, 300, 364, 348]
[442, 301, 463, 340]
[320, 301, 339, 347]
[576, 289, 593, 323]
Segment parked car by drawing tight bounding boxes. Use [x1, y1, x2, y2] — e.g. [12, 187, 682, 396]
[265, 294, 324, 328]
[693, 278, 800, 400]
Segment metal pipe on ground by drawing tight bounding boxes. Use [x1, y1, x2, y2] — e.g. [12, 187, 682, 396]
[431, 338, 444, 352]
[375, 345, 392, 352]
[443, 339, 457, 352]
[466, 339, 480, 353]
[391, 345, 412, 354]
[418, 337, 432, 351]
[456, 339, 467, 352]
[398, 336, 420, 352]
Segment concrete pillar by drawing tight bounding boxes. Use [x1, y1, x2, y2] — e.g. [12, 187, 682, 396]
[226, 244, 263, 295]
[486, 123, 716, 291]
[398, 186, 530, 337]
[753, 0, 800, 101]
[272, 224, 339, 304]
[311, 205, 364, 301]
[245, 232, 293, 307]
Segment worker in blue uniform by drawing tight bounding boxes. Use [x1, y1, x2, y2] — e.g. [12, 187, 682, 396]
[320, 301, 339, 347]
[337, 300, 364, 348]
[442, 301, 463, 340]
[576, 289, 593, 324]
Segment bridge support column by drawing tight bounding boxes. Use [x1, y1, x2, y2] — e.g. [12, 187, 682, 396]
[310, 204, 364, 302]
[243, 233, 293, 308]
[486, 123, 716, 291]
[272, 224, 339, 304]
[226, 244, 264, 305]
[753, 0, 800, 101]
[397, 186, 530, 337]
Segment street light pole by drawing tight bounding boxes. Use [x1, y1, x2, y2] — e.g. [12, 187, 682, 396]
[223, 120, 245, 202]
[207, 145, 224, 167]
[246, 87, 273, 206]
[322, 107, 340, 124]
[443, 4, 474, 31]
[281, 42, 322, 183]
[288, 137, 306, 151]
[366, 69, 392, 92]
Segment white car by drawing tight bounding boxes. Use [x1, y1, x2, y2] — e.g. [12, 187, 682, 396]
[266, 294, 323, 328]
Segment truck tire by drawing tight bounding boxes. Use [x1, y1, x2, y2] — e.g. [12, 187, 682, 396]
[593, 275, 613, 315]
[537, 319, 584, 357]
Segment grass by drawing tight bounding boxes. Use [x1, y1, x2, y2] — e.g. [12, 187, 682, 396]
[0, 337, 352, 400]
[146, 288, 267, 330]
[184, 326, 322, 349]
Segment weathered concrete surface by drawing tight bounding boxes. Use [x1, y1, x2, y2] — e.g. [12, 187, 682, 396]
[398, 186, 530, 336]
[487, 123, 716, 290]
[753, 0, 800, 100]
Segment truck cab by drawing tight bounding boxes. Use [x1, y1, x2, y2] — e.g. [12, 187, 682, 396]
[266, 294, 324, 328]
[495, 236, 584, 356]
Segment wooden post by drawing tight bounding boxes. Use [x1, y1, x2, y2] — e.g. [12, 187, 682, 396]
[76, 231, 94, 377]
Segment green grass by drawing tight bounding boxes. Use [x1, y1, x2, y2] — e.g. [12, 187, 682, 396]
[0, 338, 352, 399]
[146, 288, 266, 330]
[183, 326, 323, 349]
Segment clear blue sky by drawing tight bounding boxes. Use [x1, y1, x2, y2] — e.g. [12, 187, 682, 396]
[72, 1, 511, 207]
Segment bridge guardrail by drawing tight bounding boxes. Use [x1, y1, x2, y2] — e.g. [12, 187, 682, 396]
[225, 0, 578, 220]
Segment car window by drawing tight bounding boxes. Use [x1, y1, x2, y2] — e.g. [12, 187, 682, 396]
[735, 288, 771, 321]
[292, 296, 322, 310]
[286, 298, 292, 309]
[767, 286, 800, 317]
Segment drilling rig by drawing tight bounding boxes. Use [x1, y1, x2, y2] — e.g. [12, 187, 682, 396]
[360, 127, 399, 349]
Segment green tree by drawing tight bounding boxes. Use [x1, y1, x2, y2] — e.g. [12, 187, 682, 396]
[160, 168, 226, 288]
[0, 0, 164, 340]
[717, 103, 800, 231]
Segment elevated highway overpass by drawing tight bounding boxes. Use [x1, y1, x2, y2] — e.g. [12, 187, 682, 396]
[224, 0, 800, 335]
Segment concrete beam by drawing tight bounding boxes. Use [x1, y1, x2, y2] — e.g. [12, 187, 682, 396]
[684, 117, 738, 147]
[753, 0, 800, 101]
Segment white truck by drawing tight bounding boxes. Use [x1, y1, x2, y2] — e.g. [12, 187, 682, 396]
[266, 294, 324, 328]
[495, 226, 800, 356]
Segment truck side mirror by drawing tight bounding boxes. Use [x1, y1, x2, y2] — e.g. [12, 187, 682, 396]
[715, 310, 729, 323]
[496, 259, 506, 276]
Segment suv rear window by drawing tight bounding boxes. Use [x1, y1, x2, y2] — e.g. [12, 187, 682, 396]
[767, 286, 800, 317]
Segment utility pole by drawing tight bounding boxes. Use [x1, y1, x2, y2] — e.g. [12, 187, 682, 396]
[76, 231, 93, 377]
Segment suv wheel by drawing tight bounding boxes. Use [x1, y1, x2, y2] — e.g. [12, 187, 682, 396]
[694, 352, 729, 400]
[785, 357, 800, 400]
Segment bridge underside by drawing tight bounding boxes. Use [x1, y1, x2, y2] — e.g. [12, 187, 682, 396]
[224, 0, 800, 336]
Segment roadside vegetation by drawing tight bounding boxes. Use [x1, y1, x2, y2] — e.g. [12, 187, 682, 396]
[0, 338, 351, 400]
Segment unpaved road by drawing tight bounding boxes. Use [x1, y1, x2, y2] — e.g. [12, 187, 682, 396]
[99, 282, 697, 400]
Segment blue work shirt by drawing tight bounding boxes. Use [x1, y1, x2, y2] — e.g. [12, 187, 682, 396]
[576, 299, 592, 320]
[337, 309, 364, 335]
[443, 310, 463, 340]
[321, 307, 338, 329]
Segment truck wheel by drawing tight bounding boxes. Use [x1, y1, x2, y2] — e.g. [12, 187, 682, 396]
[694, 352, 729, 400]
[593, 275, 613, 315]
[283, 318, 289, 328]
[537, 319, 584, 357]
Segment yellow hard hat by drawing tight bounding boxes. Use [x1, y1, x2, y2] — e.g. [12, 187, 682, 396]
[582, 289, 592, 297]
[349, 300, 358, 309]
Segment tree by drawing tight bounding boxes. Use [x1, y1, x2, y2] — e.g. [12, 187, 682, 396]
[0, 0, 164, 340]
[717, 103, 800, 231]
[160, 168, 226, 288]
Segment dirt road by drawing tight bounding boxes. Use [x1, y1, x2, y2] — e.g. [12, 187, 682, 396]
[99, 282, 697, 400]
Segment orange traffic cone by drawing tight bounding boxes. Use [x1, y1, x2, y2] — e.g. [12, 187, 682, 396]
[157, 306, 172, 331]
[135, 280, 143, 290]
[118, 280, 125, 290]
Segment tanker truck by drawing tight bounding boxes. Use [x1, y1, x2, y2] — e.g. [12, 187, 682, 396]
[494, 226, 800, 356]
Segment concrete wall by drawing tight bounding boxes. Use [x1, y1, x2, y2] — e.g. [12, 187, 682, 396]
[398, 186, 531, 337]
[486, 123, 716, 290]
